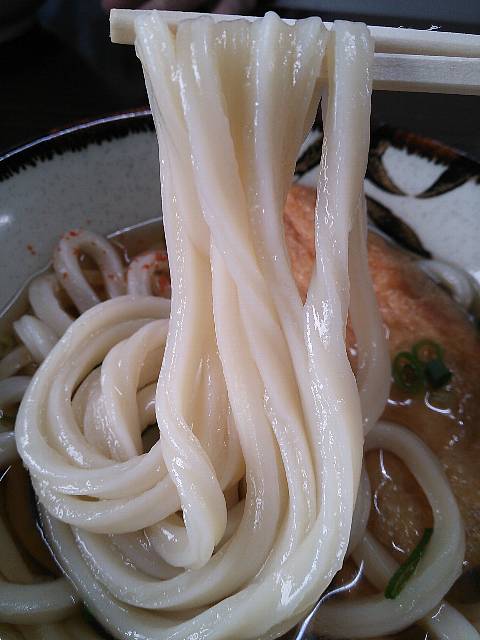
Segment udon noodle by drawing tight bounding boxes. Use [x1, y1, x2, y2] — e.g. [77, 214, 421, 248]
[0, 10, 477, 640]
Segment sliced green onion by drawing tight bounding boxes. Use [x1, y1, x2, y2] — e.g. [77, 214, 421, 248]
[392, 352, 424, 393]
[424, 358, 452, 389]
[412, 339, 443, 364]
[385, 528, 433, 599]
[394, 340, 453, 393]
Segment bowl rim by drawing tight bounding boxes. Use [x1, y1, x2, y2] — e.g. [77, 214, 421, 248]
[0, 109, 154, 183]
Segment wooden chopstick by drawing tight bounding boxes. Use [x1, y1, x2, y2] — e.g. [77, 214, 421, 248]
[110, 9, 480, 96]
[374, 53, 480, 95]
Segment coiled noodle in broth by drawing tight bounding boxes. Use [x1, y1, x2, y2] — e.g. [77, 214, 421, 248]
[0, 10, 474, 640]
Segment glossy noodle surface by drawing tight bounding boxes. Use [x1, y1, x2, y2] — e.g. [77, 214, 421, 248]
[0, 10, 477, 640]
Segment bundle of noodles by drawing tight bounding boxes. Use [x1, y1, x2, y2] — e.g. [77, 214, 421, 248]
[6, 9, 473, 640]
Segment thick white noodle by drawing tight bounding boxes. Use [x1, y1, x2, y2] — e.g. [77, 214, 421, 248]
[355, 531, 479, 639]
[0, 242, 162, 637]
[53, 229, 126, 312]
[28, 274, 73, 337]
[0, 376, 31, 406]
[127, 249, 170, 297]
[0, 441, 77, 629]
[319, 421, 467, 638]
[0, 580, 77, 626]
[349, 199, 390, 433]
[13, 316, 57, 363]
[347, 428, 479, 638]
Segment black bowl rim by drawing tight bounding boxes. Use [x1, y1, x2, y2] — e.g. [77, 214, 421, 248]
[0, 109, 154, 183]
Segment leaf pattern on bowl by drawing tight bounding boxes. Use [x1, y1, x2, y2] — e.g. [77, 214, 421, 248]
[417, 158, 480, 198]
[366, 196, 431, 258]
[366, 137, 406, 196]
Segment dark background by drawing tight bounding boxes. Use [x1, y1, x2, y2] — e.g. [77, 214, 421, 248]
[1, 0, 479, 159]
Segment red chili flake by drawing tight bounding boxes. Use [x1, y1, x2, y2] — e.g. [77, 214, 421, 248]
[68, 230, 79, 237]
[73, 248, 81, 256]
[62, 272, 68, 279]
[26, 244, 36, 255]
[142, 263, 152, 270]
[155, 251, 167, 262]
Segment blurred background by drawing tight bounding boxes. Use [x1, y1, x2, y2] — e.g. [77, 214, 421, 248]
[1, 0, 479, 158]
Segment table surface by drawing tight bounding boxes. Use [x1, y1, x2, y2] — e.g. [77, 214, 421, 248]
[1, 2, 479, 161]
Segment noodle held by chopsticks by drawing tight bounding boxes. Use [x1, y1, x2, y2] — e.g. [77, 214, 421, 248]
[12, 10, 473, 640]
